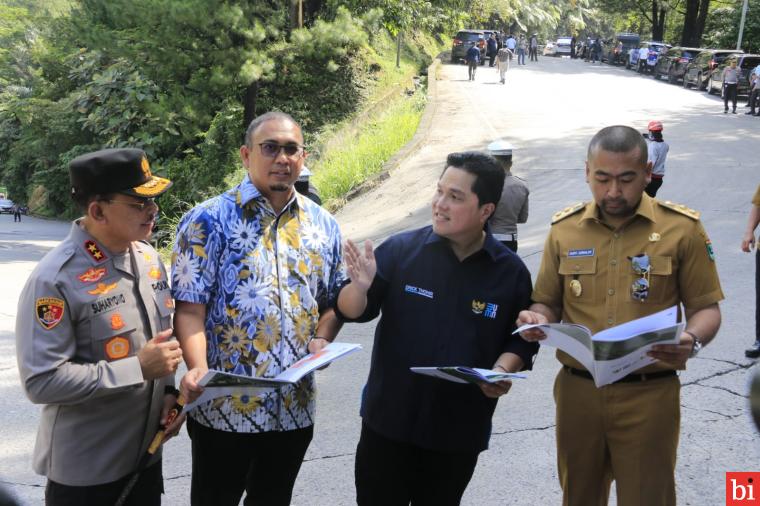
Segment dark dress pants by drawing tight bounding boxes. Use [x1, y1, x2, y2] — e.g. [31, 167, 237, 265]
[724, 83, 738, 111]
[500, 240, 518, 253]
[187, 417, 313, 506]
[355, 422, 480, 506]
[645, 177, 663, 197]
[45, 461, 162, 506]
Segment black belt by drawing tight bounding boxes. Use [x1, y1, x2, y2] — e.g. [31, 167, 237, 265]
[563, 365, 676, 383]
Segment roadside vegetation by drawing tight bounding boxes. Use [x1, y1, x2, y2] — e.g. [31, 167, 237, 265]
[1, 0, 757, 240]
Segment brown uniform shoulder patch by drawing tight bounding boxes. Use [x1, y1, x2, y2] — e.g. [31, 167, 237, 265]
[552, 202, 586, 224]
[659, 200, 700, 220]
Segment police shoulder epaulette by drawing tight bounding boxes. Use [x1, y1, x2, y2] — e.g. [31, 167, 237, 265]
[659, 200, 700, 220]
[552, 202, 586, 224]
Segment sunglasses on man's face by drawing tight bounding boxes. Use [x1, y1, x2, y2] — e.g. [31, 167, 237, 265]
[258, 142, 305, 159]
[629, 254, 650, 301]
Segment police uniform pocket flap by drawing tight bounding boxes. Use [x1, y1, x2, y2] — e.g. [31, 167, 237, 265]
[558, 256, 597, 275]
[155, 294, 175, 317]
[90, 313, 136, 342]
[649, 256, 672, 275]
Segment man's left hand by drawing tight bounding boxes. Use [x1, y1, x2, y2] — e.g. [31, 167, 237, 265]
[648, 332, 693, 369]
[479, 379, 513, 399]
[160, 393, 186, 441]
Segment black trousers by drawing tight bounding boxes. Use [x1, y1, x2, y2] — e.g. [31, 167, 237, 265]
[500, 240, 518, 252]
[355, 422, 480, 506]
[187, 417, 313, 506]
[749, 88, 760, 113]
[45, 461, 162, 506]
[724, 83, 738, 111]
[645, 177, 663, 197]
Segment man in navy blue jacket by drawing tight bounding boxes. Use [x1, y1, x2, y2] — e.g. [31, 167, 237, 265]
[336, 151, 538, 506]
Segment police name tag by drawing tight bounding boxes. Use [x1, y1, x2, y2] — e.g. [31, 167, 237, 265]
[568, 248, 595, 257]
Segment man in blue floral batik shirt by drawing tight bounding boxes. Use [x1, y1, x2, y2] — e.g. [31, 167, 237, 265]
[169, 111, 345, 506]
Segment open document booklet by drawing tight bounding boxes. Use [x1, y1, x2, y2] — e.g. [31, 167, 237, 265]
[513, 306, 684, 387]
[184, 342, 361, 411]
[410, 366, 526, 384]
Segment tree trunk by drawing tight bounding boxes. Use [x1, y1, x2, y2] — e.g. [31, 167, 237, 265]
[651, 0, 666, 41]
[681, 0, 699, 45]
[242, 81, 259, 143]
[694, 0, 710, 45]
[290, 0, 303, 30]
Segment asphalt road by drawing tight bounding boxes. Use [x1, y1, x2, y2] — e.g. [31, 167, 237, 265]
[1, 55, 759, 505]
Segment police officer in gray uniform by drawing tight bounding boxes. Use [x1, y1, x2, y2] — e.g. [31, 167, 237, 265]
[15, 148, 183, 506]
[488, 140, 529, 252]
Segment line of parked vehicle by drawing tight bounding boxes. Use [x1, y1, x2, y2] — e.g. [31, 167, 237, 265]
[609, 37, 759, 97]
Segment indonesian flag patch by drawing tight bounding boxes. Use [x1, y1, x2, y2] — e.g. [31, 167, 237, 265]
[36, 297, 65, 330]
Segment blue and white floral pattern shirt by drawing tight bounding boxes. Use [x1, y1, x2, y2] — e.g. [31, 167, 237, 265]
[171, 175, 345, 433]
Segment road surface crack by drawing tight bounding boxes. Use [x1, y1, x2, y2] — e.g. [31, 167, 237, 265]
[493, 424, 555, 436]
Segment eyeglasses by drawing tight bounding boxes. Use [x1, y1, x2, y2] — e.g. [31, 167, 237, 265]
[258, 142, 305, 159]
[103, 197, 156, 211]
[629, 254, 650, 301]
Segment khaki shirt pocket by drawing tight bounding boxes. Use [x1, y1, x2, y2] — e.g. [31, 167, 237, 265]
[559, 256, 597, 302]
[626, 255, 672, 304]
[90, 316, 138, 362]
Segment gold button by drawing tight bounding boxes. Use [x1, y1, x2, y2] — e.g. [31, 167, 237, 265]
[613, 233, 619, 239]
[611, 259, 617, 266]
[608, 289, 615, 295]
[574, 265, 580, 271]
[607, 318, 614, 325]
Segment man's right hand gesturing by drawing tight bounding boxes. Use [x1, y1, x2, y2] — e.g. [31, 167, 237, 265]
[344, 239, 376, 292]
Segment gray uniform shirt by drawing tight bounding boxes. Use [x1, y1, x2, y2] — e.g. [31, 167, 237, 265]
[647, 140, 670, 177]
[15, 221, 174, 486]
[491, 173, 529, 238]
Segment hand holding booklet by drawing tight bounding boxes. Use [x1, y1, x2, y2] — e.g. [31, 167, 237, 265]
[514, 306, 684, 387]
[184, 342, 361, 411]
[410, 366, 526, 384]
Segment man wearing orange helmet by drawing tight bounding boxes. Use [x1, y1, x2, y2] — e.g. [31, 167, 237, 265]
[644, 120, 669, 197]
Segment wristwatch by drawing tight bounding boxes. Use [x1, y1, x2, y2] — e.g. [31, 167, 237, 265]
[685, 330, 702, 358]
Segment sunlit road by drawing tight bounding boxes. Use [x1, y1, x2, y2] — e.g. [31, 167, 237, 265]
[1, 56, 758, 505]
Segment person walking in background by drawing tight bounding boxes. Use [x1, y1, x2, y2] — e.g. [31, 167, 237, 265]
[742, 184, 760, 359]
[723, 60, 739, 113]
[638, 45, 649, 73]
[644, 120, 669, 197]
[496, 44, 512, 84]
[488, 141, 529, 252]
[517, 35, 527, 65]
[570, 35, 577, 59]
[466, 42, 481, 81]
[529, 34, 538, 61]
[487, 33, 498, 67]
[12, 204, 21, 222]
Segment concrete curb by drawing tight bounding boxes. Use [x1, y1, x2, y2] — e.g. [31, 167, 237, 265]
[339, 56, 441, 204]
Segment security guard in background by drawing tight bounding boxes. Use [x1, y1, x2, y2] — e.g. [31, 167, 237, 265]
[488, 140, 529, 252]
[15, 148, 183, 506]
[517, 125, 723, 506]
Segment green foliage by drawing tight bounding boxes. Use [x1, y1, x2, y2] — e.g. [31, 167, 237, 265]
[311, 89, 426, 206]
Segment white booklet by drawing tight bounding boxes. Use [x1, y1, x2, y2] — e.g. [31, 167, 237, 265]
[410, 366, 526, 385]
[514, 306, 684, 387]
[185, 342, 361, 411]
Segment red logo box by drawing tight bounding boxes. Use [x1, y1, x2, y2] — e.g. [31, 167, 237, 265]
[727, 472, 760, 505]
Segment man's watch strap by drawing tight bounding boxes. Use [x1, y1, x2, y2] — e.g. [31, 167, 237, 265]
[164, 385, 180, 397]
[685, 330, 702, 358]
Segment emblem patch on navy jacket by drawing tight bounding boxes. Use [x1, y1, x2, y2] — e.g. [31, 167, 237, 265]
[472, 300, 498, 318]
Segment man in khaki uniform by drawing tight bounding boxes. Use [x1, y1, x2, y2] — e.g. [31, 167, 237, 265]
[517, 125, 723, 506]
[15, 148, 183, 505]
